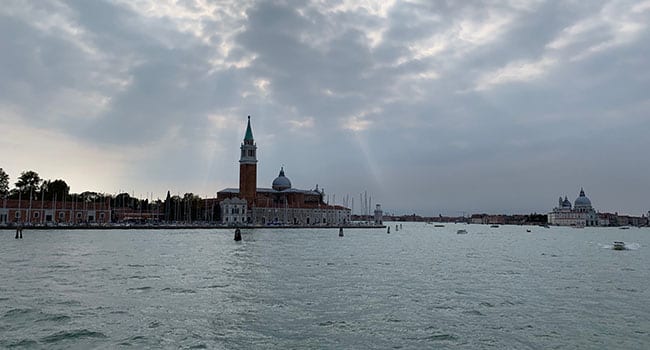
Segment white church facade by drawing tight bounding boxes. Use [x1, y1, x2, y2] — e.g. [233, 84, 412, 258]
[547, 188, 600, 227]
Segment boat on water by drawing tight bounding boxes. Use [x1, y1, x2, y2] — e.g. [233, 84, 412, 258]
[490, 225, 499, 228]
[457, 229, 468, 234]
[612, 241, 626, 250]
[434, 224, 445, 227]
[526, 229, 531, 233]
[619, 226, 630, 230]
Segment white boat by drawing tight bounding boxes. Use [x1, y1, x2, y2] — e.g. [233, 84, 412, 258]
[457, 229, 467, 234]
[612, 241, 626, 250]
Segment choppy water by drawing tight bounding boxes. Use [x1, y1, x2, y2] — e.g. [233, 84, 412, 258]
[1, 223, 649, 349]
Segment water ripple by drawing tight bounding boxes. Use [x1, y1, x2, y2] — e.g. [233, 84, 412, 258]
[40, 329, 107, 343]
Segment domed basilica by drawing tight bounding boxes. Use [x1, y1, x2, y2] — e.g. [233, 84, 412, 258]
[548, 188, 599, 227]
[216, 117, 351, 226]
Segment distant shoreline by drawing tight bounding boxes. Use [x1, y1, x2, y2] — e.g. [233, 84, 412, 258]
[0, 224, 386, 230]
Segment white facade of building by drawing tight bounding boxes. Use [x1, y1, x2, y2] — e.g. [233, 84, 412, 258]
[221, 197, 248, 225]
[547, 188, 600, 227]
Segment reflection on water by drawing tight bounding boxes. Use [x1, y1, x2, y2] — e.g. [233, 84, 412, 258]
[1, 224, 649, 348]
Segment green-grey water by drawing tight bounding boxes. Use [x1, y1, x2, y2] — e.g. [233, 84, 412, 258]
[1, 223, 649, 349]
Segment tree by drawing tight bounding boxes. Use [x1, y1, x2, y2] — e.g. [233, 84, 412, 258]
[164, 191, 171, 221]
[42, 179, 70, 200]
[80, 191, 99, 202]
[47, 179, 70, 200]
[0, 168, 9, 197]
[114, 193, 132, 208]
[15, 170, 42, 196]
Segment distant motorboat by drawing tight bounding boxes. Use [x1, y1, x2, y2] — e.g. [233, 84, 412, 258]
[612, 241, 626, 250]
[434, 224, 445, 227]
[490, 225, 499, 228]
[619, 226, 630, 230]
[526, 229, 531, 233]
[543, 224, 550, 228]
[457, 229, 467, 234]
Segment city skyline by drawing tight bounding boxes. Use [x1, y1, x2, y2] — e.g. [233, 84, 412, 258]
[1, 1, 649, 216]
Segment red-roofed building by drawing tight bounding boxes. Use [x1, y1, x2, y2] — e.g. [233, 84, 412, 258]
[216, 117, 351, 225]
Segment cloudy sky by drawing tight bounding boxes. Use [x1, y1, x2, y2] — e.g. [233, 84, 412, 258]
[1, 0, 649, 216]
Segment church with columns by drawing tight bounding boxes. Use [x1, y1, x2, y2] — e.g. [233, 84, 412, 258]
[547, 188, 600, 227]
[216, 117, 351, 226]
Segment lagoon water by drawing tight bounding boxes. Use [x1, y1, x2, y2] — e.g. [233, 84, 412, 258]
[1, 223, 649, 349]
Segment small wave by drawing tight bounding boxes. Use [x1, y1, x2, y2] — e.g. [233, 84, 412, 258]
[35, 314, 71, 323]
[426, 334, 457, 341]
[47, 264, 73, 269]
[462, 310, 484, 316]
[130, 335, 146, 340]
[109, 310, 128, 315]
[3, 308, 34, 318]
[408, 333, 458, 342]
[161, 287, 196, 294]
[128, 275, 161, 280]
[127, 286, 152, 291]
[318, 320, 347, 328]
[204, 284, 230, 289]
[40, 329, 107, 343]
[6, 339, 38, 348]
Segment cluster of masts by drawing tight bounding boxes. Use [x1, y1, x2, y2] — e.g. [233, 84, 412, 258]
[327, 191, 374, 216]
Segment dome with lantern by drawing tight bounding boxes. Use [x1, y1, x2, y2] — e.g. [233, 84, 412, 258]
[272, 167, 292, 191]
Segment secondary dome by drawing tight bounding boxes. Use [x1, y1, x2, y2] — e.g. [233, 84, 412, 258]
[272, 167, 292, 191]
[574, 188, 592, 207]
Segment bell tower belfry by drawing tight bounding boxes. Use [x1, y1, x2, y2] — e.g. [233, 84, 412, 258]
[239, 116, 257, 207]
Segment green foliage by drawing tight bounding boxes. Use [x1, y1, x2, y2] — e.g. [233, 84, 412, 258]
[15, 170, 42, 195]
[80, 191, 100, 202]
[0, 168, 9, 197]
[41, 179, 70, 200]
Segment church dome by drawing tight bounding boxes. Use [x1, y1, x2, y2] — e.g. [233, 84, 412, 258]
[574, 188, 592, 208]
[272, 167, 292, 191]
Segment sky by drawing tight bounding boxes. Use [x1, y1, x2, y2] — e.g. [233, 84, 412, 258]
[1, 0, 649, 216]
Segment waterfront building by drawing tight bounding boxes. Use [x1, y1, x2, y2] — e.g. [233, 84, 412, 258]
[216, 117, 351, 225]
[0, 199, 111, 225]
[547, 188, 600, 227]
[220, 197, 248, 225]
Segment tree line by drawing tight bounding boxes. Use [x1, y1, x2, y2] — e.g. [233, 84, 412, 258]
[0, 168, 218, 222]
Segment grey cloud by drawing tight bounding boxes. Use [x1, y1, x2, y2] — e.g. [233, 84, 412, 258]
[2, 0, 650, 215]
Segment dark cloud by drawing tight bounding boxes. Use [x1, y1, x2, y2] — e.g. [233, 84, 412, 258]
[1, 0, 649, 215]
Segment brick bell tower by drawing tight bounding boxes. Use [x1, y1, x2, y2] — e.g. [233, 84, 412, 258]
[239, 116, 257, 207]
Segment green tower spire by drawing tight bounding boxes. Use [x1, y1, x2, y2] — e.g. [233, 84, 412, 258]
[244, 115, 254, 141]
